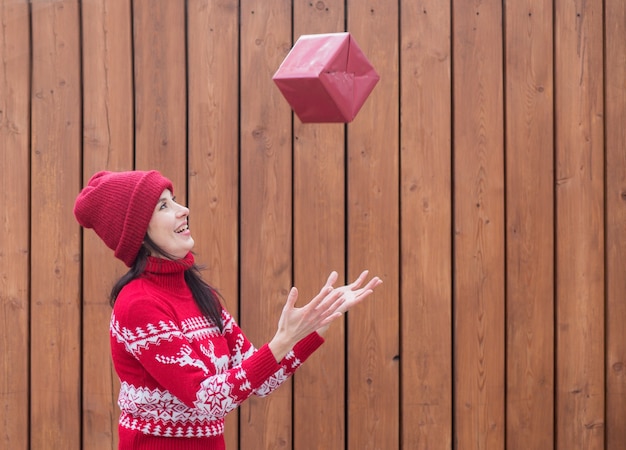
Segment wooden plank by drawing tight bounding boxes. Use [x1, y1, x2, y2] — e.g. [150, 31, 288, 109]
[30, 1, 82, 448]
[133, 0, 187, 192]
[346, 1, 400, 448]
[400, 0, 452, 448]
[0, 1, 30, 448]
[452, 0, 506, 448]
[605, 0, 626, 446]
[554, 0, 605, 447]
[504, 1, 554, 448]
[291, 3, 346, 449]
[239, 1, 293, 448]
[186, 0, 240, 447]
[80, 0, 134, 448]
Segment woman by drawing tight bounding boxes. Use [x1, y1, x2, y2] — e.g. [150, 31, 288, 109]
[73, 170, 381, 449]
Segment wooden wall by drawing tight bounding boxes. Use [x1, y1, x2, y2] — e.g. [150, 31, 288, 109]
[1, 0, 625, 449]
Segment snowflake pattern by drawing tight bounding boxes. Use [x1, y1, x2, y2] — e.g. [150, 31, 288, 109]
[119, 382, 205, 424]
[194, 374, 239, 417]
[112, 302, 321, 440]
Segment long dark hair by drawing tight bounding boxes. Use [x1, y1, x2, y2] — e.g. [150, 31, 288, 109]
[110, 235, 224, 332]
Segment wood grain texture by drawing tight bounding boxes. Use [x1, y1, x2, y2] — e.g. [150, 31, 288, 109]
[554, 0, 605, 448]
[291, 2, 347, 449]
[30, 1, 82, 448]
[133, 0, 187, 193]
[504, 0, 555, 448]
[239, 1, 294, 448]
[186, 0, 240, 447]
[6, 1, 626, 447]
[0, 1, 30, 448]
[346, 1, 400, 448]
[605, 0, 626, 447]
[452, 0, 506, 448]
[80, 0, 134, 448]
[400, 0, 452, 448]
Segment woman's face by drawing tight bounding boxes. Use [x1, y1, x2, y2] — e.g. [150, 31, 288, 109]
[146, 189, 194, 259]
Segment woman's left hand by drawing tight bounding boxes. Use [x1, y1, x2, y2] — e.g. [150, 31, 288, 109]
[317, 270, 382, 336]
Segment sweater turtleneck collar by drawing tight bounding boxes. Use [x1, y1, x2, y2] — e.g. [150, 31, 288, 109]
[142, 252, 194, 291]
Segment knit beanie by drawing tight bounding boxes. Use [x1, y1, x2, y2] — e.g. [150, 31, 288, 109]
[73, 170, 173, 267]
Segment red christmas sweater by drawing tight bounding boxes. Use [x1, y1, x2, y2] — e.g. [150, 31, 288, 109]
[109, 253, 324, 449]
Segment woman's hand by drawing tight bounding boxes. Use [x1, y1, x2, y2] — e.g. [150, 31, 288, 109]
[268, 271, 346, 362]
[317, 270, 383, 336]
[335, 270, 382, 314]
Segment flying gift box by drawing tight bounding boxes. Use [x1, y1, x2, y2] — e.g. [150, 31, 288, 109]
[272, 32, 379, 123]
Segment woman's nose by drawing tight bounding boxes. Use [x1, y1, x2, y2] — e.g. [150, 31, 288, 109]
[176, 204, 190, 216]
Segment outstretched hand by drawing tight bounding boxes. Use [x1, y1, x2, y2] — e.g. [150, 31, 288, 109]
[268, 271, 346, 362]
[268, 270, 383, 362]
[316, 270, 382, 336]
[334, 270, 382, 314]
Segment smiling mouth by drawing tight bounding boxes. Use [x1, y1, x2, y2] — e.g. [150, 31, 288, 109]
[175, 224, 189, 233]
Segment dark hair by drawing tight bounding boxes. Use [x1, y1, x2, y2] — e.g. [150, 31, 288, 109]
[110, 235, 224, 332]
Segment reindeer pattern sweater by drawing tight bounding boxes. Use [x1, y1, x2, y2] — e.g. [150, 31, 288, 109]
[110, 253, 324, 449]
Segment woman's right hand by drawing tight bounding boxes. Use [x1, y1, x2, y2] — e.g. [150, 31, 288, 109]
[268, 271, 345, 362]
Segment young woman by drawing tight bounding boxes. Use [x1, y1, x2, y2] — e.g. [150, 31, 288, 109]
[74, 170, 381, 449]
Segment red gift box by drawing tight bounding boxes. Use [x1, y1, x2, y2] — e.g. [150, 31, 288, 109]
[273, 32, 379, 123]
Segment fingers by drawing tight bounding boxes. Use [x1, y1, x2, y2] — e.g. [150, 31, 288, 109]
[287, 271, 381, 320]
[361, 276, 383, 292]
[319, 310, 344, 328]
[337, 272, 381, 296]
[337, 289, 369, 313]
[314, 286, 345, 315]
[354, 274, 382, 292]
[347, 270, 369, 289]
[318, 293, 347, 325]
[276, 271, 375, 349]
[307, 285, 334, 312]
[332, 273, 382, 314]
[284, 287, 299, 310]
[326, 289, 347, 313]
[325, 270, 339, 287]
[305, 271, 340, 311]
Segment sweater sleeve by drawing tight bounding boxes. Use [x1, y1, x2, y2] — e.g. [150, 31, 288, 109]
[221, 310, 325, 397]
[110, 295, 285, 420]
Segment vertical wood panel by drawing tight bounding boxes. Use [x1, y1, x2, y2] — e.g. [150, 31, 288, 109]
[8, 2, 626, 448]
[347, 1, 400, 448]
[186, 0, 240, 447]
[452, 0, 506, 448]
[81, 0, 134, 448]
[504, 1, 554, 448]
[605, 0, 626, 447]
[291, 2, 347, 449]
[554, 0, 605, 448]
[30, 1, 82, 448]
[400, 0, 452, 448]
[239, 1, 293, 448]
[0, 1, 30, 448]
[133, 0, 187, 192]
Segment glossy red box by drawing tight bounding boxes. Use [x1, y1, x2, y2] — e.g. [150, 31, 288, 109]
[273, 32, 379, 123]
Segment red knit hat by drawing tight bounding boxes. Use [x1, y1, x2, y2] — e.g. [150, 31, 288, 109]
[74, 170, 174, 267]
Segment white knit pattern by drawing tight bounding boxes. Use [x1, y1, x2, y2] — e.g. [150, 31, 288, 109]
[111, 314, 182, 356]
